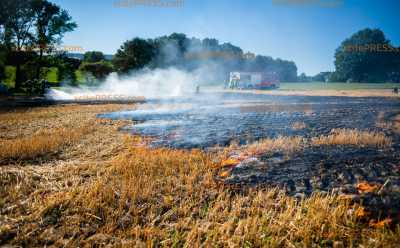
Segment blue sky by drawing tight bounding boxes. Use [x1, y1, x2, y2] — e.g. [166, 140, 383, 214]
[53, 0, 400, 75]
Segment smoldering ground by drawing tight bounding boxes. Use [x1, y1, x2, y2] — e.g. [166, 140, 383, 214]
[101, 94, 400, 148]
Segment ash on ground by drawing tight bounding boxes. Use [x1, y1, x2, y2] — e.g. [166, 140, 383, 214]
[100, 93, 399, 149]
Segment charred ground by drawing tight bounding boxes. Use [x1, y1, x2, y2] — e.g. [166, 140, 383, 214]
[102, 93, 400, 226]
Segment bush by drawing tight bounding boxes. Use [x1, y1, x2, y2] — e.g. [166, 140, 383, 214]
[79, 61, 113, 82]
[21, 79, 48, 96]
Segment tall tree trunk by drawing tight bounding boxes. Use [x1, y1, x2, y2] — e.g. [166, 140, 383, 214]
[14, 41, 24, 90]
[35, 49, 43, 80]
[15, 62, 22, 90]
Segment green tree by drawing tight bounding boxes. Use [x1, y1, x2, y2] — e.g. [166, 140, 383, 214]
[83, 51, 105, 63]
[0, 60, 4, 81]
[242, 55, 297, 82]
[273, 59, 298, 82]
[53, 54, 81, 85]
[387, 47, 400, 83]
[334, 28, 398, 83]
[113, 38, 155, 74]
[0, 44, 6, 79]
[79, 61, 113, 83]
[0, 0, 76, 90]
[313, 72, 332, 82]
[0, 0, 36, 89]
[152, 33, 189, 68]
[31, 0, 77, 79]
[112, 33, 299, 83]
[202, 38, 219, 50]
[6, 50, 38, 84]
[298, 73, 311, 82]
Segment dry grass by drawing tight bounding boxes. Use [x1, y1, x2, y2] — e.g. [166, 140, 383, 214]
[6, 139, 399, 247]
[216, 129, 392, 171]
[225, 129, 391, 161]
[245, 136, 305, 155]
[0, 105, 399, 247]
[311, 128, 392, 148]
[0, 104, 131, 162]
[0, 124, 94, 161]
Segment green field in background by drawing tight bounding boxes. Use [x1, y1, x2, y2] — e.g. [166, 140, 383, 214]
[2, 66, 89, 88]
[75, 70, 87, 84]
[280, 82, 399, 90]
[4, 66, 16, 88]
[3, 66, 59, 88]
[46, 67, 58, 83]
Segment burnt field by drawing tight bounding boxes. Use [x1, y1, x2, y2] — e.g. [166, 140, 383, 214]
[101, 93, 400, 199]
[100, 93, 400, 149]
[1, 97, 400, 246]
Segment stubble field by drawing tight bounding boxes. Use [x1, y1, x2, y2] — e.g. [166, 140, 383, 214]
[1, 93, 400, 247]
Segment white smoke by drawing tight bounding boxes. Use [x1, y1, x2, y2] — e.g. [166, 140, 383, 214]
[46, 67, 202, 100]
[45, 35, 232, 101]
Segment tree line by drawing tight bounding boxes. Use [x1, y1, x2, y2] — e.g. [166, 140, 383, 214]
[0, 0, 77, 93]
[111, 33, 298, 83]
[299, 28, 400, 83]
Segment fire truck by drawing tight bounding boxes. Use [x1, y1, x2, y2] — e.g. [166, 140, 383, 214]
[228, 71, 280, 90]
